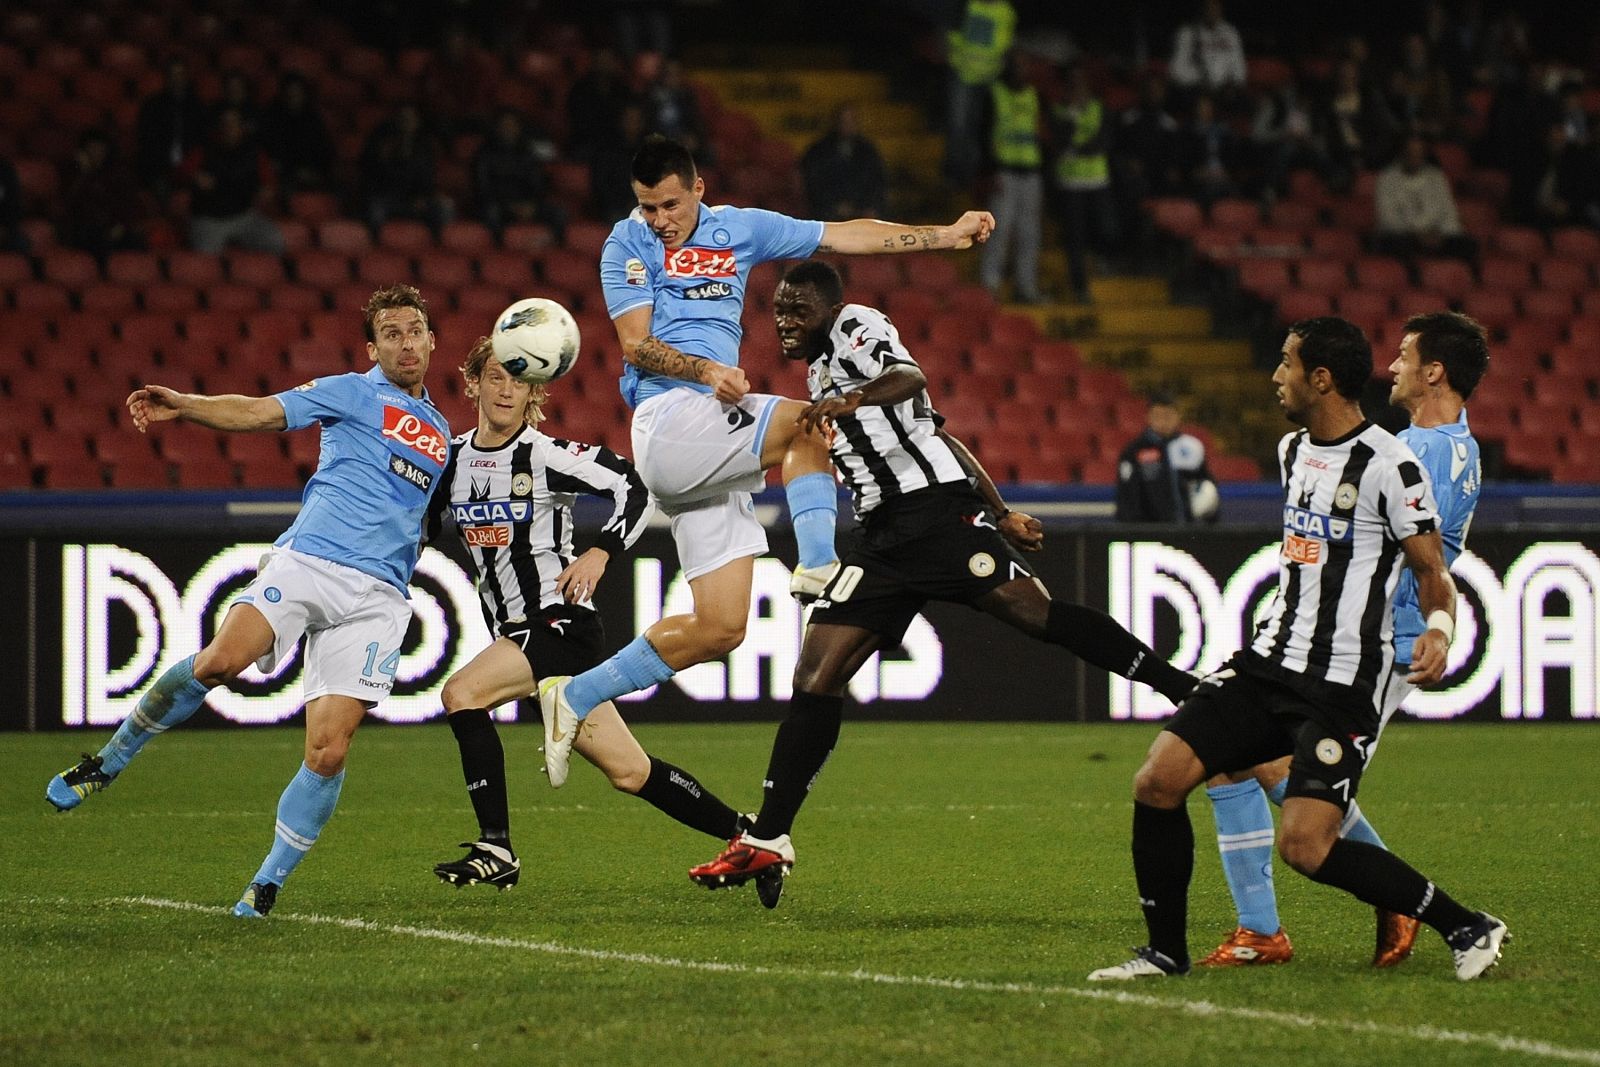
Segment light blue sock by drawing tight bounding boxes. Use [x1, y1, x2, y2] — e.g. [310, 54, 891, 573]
[252, 763, 345, 887]
[785, 472, 838, 570]
[1265, 778, 1288, 805]
[564, 635, 675, 720]
[1207, 780, 1281, 936]
[98, 655, 210, 776]
[1339, 798, 1387, 849]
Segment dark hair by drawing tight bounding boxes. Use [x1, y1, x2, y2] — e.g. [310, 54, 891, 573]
[1147, 388, 1177, 407]
[631, 134, 697, 188]
[1403, 311, 1489, 400]
[780, 260, 844, 306]
[1287, 316, 1371, 399]
[362, 284, 430, 342]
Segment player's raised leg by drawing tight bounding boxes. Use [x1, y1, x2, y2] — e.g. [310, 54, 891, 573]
[46, 602, 275, 811]
[759, 400, 840, 599]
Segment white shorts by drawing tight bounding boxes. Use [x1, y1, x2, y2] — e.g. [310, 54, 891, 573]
[1367, 665, 1418, 765]
[235, 547, 412, 704]
[632, 389, 781, 580]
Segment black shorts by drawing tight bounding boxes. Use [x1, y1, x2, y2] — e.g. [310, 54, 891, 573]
[1165, 651, 1379, 811]
[497, 604, 605, 681]
[808, 483, 1034, 645]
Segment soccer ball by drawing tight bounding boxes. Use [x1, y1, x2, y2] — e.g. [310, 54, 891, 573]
[490, 297, 581, 384]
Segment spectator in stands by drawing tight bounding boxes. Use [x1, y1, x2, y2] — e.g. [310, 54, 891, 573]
[60, 129, 145, 255]
[1373, 134, 1476, 260]
[642, 59, 711, 165]
[360, 103, 452, 232]
[1317, 57, 1399, 192]
[609, 0, 673, 59]
[567, 48, 635, 162]
[1113, 73, 1183, 208]
[1509, 121, 1600, 229]
[183, 106, 284, 255]
[979, 51, 1044, 305]
[591, 101, 648, 223]
[800, 104, 888, 222]
[1250, 78, 1323, 202]
[1385, 33, 1456, 141]
[1167, 0, 1246, 105]
[1051, 62, 1117, 304]
[261, 73, 335, 196]
[211, 70, 261, 141]
[1422, 0, 1484, 91]
[942, 0, 1017, 188]
[0, 153, 24, 253]
[1115, 390, 1218, 524]
[473, 108, 565, 239]
[135, 57, 209, 199]
[1178, 93, 1238, 204]
[1480, 60, 1549, 170]
[423, 24, 500, 138]
[1555, 79, 1593, 148]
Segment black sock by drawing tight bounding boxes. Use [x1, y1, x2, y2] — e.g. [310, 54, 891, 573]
[447, 708, 511, 849]
[633, 756, 744, 840]
[752, 690, 843, 840]
[1309, 838, 1476, 934]
[1045, 601, 1196, 704]
[1133, 800, 1194, 966]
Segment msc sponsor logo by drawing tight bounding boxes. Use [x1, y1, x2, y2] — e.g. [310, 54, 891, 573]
[683, 280, 734, 300]
[381, 406, 449, 464]
[390, 454, 435, 492]
[1282, 506, 1352, 542]
[664, 246, 737, 279]
[463, 525, 511, 548]
[451, 499, 533, 525]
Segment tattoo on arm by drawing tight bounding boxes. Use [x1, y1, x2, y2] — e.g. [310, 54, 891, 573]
[630, 335, 709, 383]
[817, 241, 836, 253]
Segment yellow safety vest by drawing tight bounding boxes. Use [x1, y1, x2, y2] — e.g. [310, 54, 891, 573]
[991, 82, 1041, 169]
[1054, 98, 1109, 188]
[947, 0, 1016, 85]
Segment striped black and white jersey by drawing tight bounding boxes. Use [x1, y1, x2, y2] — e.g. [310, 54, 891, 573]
[803, 303, 967, 517]
[1249, 421, 1439, 701]
[425, 426, 652, 626]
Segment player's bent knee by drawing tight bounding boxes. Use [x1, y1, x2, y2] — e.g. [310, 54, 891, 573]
[191, 645, 249, 687]
[440, 676, 479, 713]
[1132, 760, 1189, 808]
[1277, 825, 1335, 875]
[608, 764, 649, 794]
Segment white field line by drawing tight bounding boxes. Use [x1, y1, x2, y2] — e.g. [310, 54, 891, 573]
[76, 895, 1596, 1066]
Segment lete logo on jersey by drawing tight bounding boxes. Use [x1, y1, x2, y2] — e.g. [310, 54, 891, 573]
[382, 406, 448, 464]
[664, 247, 737, 279]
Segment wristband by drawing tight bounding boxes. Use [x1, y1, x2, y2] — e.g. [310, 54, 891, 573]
[1425, 609, 1454, 646]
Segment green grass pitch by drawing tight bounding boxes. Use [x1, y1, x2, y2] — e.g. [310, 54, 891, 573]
[5, 722, 1598, 1066]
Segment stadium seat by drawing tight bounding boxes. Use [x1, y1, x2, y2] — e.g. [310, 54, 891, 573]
[925, 312, 988, 348]
[319, 220, 372, 255]
[378, 220, 434, 253]
[1237, 260, 1291, 299]
[227, 251, 287, 288]
[41, 249, 100, 290]
[1550, 227, 1600, 263]
[38, 461, 106, 490]
[1460, 290, 1518, 333]
[105, 252, 163, 287]
[78, 284, 139, 314]
[1478, 257, 1533, 294]
[143, 284, 201, 314]
[165, 251, 226, 287]
[987, 314, 1039, 346]
[1210, 198, 1262, 231]
[206, 284, 263, 312]
[1418, 259, 1475, 301]
[1336, 289, 1392, 322]
[1309, 229, 1362, 260]
[1294, 259, 1349, 296]
[1491, 227, 1547, 259]
[245, 309, 305, 349]
[417, 252, 475, 291]
[1277, 291, 1333, 322]
[120, 314, 180, 355]
[286, 337, 350, 376]
[1520, 290, 1575, 321]
[1148, 198, 1204, 238]
[1267, 200, 1319, 231]
[457, 286, 517, 317]
[1249, 226, 1306, 254]
[288, 191, 341, 226]
[1538, 260, 1592, 294]
[904, 255, 960, 290]
[237, 453, 303, 488]
[1029, 341, 1082, 377]
[1353, 257, 1409, 291]
[267, 284, 326, 312]
[501, 222, 556, 253]
[293, 250, 353, 289]
[1454, 198, 1499, 237]
[156, 431, 225, 467]
[173, 461, 239, 490]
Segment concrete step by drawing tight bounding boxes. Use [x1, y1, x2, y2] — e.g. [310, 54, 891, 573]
[1078, 339, 1253, 369]
[1093, 305, 1213, 338]
[695, 69, 890, 108]
[738, 100, 927, 143]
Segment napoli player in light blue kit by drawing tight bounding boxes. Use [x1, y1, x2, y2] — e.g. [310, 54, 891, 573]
[46, 285, 451, 919]
[538, 135, 995, 792]
[1199, 311, 1490, 969]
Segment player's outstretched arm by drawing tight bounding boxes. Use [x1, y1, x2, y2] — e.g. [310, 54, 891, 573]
[613, 305, 749, 402]
[126, 385, 287, 434]
[936, 428, 1044, 552]
[816, 211, 996, 255]
[1400, 529, 1457, 686]
[797, 365, 926, 434]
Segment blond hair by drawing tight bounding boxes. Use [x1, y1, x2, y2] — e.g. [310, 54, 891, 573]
[462, 336, 547, 427]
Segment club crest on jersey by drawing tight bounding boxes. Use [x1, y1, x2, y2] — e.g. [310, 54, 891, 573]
[511, 473, 534, 497]
[968, 552, 996, 577]
[293, 380, 317, 392]
[664, 246, 737, 278]
[382, 406, 448, 464]
[1315, 738, 1343, 765]
[451, 499, 532, 524]
[1334, 482, 1359, 509]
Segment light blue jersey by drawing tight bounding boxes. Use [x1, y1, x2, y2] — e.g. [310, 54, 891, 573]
[599, 202, 824, 407]
[1393, 410, 1480, 664]
[273, 365, 451, 594]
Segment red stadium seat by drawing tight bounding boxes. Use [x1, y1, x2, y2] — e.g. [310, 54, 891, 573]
[1490, 227, 1546, 259]
[206, 284, 263, 312]
[478, 250, 538, 291]
[378, 220, 434, 253]
[1550, 227, 1600, 263]
[1418, 259, 1475, 301]
[227, 251, 287, 288]
[1277, 291, 1333, 322]
[288, 191, 341, 226]
[78, 284, 139, 314]
[1478, 256, 1532, 294]
[143, 284, 201, 313]
[40, 250, 100, 290]
[1267, 200, 1319, 231]
[1538, 260, 1592, 294]
[120, 314, 181, 354]
[319, 220, 372, 255]
[105, 252, 162, 287]
[237, 453, 303, 488]
[987, 314, 1039, 346]
[417, 252, 475, 291]
[1237, 260, 1291, 299]
[165, 251, 226, 287]
[1210, 198, 1262, 231]
[501, 223, 556, 253]
[541, 252, 597, 307]
[286, 337, 351, 376]
[1307, 228, 1362, 259]
[1521, 290, 1575, 321]
[440, 221, 495, 254]
[1293, 259, 1349, 296]
[293, 250, 353, 289]
[1353, 257, 1409, 291]
[1336, 289, 1392, 322]
[1459, 290, 1517, 333]
[1148, 198, 1203, 238]
[267, 285, 326, 313]
[1029, 341, 1082, 376]
[356, 251, 414, 288]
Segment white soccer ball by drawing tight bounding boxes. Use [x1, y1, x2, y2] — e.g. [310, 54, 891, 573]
[490, 297, 581, 384]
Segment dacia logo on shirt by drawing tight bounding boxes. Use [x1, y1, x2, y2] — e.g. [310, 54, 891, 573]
[451, 499, 533, 524]
[389, 454, 434, 492]
[683, 280, 734, 300]
[1282, 505, 1353, 542]
[664, 247, 737, 278]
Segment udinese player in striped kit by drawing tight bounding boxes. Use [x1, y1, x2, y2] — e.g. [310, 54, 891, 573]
[1089, 316, 1506, 983]
[425, 338, 754, 889]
